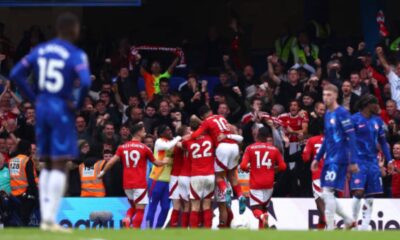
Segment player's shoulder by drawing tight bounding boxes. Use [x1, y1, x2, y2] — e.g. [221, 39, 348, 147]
[337, 106, 351, 115]
[278, 112, 289, 118]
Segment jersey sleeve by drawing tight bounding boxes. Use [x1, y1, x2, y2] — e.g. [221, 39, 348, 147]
[314, 137, 326, 162]
[240, 147, 250, 171]
[146, 146, 156, 163]
[161, 71, 171, 79]
[339, 109, 358, 164]
[302, 138, 313, 162]
[72, 51, 91, 109]
[10, 50, 37, 102]
[191, 121, 208, 139]
[115, 146, 123, 158]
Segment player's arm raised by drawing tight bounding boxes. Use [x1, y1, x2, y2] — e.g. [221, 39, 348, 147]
[155, 136, 182, 150]
[376, 47, 391, 74]
[97, 155, 120, 179]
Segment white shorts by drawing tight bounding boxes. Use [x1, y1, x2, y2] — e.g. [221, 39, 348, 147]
[169, 175, 180, 200]
[215, 181, 232, 203]
[178, 176, 190, 201]
[125, 188, 148, 205]
[190, 175, 215, 200]
[249, 189, 273, 206]
[215, 143, 240, 172]
[312, 179, 322, 199]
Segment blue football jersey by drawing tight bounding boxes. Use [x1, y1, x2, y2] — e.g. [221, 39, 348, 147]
[10, 38, 91, 109]
[351, 112, 392, 163]
[315, 106, 357, 165]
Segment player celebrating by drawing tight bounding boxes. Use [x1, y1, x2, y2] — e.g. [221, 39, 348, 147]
[302, 128, 326, 229]
[240, 127, 286, 229]
[182, 120, 216, 228]
[188, 105, 246, 214]
[98, 123, 167, 228]
[169, 125, 191, 228]
[350, 94, 392, 230]
[10, 13, 91, 232]
[311, 84, 359, 230]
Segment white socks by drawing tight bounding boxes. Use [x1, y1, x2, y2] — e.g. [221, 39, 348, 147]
[322, 188, 354, 230]
[360, 198, 373, 230]
[40, 169, 67, 224]
[351, 196, 362, 222]
[322, 188, 336, 230]
[39, 169, 50, 223]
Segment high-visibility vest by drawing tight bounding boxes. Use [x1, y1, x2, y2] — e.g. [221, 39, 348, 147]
[9, 154, 38, 196]
[237, 169, 249, 197]
[310, 21, 331, 40]
[292, 42, 319, 64]
[79, 160, 106, 197]
[275, 36, 295, 63]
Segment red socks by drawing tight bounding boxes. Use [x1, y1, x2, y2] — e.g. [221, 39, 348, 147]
[227, 208, 234, 227]
[126, 207, 136, 219]
[252, 209, 265, 229]
[232, 184, 243, 198]
[190, 211, 199, 228]
[132, 209, 144, 228]
[181, 212, 189, 228]
[217, 179, 227, 193]
[203, 209, 213, 228]
[170, 209, 180, 227]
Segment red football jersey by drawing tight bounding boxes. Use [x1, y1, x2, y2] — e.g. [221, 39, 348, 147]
[115, 140, 155, 189]
[171, 147, 183, 177]
[183, 135, 215, 176]
[191, 115, 235, 145]
[278, 112, 309, 142]
[302, 135, 324, 181]
[240, 142, 286, 189]
[392, 160, 400, 198]
[179, 149, 191, 177]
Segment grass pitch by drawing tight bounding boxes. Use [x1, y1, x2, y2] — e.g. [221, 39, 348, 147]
[1, 229, 400, 240]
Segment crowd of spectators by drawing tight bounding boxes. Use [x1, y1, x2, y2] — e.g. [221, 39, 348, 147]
[1, 15, 400, 223]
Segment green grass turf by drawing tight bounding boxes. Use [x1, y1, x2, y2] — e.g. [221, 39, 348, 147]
[1, 229, 400, 240]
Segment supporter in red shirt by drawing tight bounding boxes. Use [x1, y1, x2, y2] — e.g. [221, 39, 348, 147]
[278, 100, 308, 143]
[389, 143, 400, 198]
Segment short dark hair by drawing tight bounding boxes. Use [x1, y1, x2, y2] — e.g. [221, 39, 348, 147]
[160, 78, 169, 85]
[190, 118, 201, 131]
[16, 140, 32, 156]
[157, 124, 170, 136]
[250, 97, 262, 105]
[131, 123, 144, 136]
[56, 12, 79, 35]
[198, 105, 211, 118]
[103, 149, 113, 155]
[357, 94, 378, 111]
[258, 127, 272, 141]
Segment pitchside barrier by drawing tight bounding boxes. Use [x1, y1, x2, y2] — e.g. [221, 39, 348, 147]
[57, 198, 400, 230]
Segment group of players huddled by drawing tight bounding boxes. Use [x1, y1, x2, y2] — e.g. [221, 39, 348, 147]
[8, 12, 395, 231]
[97, 104, 286, 229]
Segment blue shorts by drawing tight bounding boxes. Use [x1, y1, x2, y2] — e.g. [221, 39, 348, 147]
[320, 162, 348, 192]
[350, 161, 383, 196]
[35, 97, 78, 159]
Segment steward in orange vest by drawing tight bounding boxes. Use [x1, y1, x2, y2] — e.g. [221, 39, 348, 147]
[8, 140, 38, 226]
[79, 157, 106, 197]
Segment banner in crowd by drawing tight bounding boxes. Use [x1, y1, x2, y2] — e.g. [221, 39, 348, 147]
[57, 198, 400, 230]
